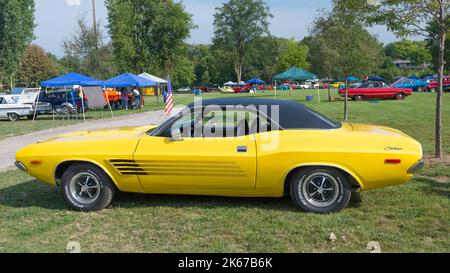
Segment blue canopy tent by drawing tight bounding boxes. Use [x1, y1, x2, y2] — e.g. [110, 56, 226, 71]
[39, 72, 105, 122]
[342, 76, 359, 82]
[272, 66, 319, 101]
[246, 78, 266, 84]
[104, 73, 156, 88]
[273, 66, 317, 81]
[41, 72, 103, 87]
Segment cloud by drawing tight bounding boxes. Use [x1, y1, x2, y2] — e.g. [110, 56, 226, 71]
[66, 0, 81, 6]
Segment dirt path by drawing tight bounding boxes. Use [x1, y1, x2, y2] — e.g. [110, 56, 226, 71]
[0, 108, 181, 172]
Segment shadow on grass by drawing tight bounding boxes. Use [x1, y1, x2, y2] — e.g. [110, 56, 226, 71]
[415, 177, 450, 199]
[0, 179, 370, 212]
[0, 180, 66, 210]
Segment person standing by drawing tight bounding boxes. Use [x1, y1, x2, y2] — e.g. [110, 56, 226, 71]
[133, 88, 141, 109]
[120, 88, 129, 110]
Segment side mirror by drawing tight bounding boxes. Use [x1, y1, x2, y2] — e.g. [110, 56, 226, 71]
[171, 128, 183, 142]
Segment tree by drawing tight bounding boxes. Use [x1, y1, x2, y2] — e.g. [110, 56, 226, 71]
[106, 0, 195, 81]
[304, 35, 339, 101]
[275, 39, 310, 72]
[0, 0, 35, 88]
[426, 20, 449, 73]
[61, 19, 116, 80]
[310, 9, 384, 118]
[213, 0, 272, 83]
[335, 0, 449, 158]
[244, 36, 286, 82]
[16, 44, 58, 87]
[384, 40, 432, 66]
[188, 44, 215, 85]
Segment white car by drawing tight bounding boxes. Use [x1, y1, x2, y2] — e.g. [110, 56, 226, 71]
[0, 94, 34, 121]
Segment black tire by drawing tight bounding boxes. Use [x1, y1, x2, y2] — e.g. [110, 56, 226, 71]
[431, 87, 437, 92]
[354, 95, 365, 101]
[290, 167, 352, 214]
[417, 87, 423, 92]
[61, 163, 116, 211]
[8, 113, 20, 121]
[395, 92, 406, 100]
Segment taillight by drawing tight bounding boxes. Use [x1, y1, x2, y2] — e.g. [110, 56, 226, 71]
[385, 159, 401, 164]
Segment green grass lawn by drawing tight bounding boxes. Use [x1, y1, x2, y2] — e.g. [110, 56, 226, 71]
[0, 169, 448, 252]
[0, 90, 449, 253]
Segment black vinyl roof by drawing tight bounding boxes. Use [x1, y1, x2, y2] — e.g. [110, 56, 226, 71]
[188, 98, 340, 130]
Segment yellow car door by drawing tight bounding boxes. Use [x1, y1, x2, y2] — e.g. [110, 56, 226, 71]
[133, 108, 257, 192]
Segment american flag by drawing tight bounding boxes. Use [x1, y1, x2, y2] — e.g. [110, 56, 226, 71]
[164, 79, 174, 115]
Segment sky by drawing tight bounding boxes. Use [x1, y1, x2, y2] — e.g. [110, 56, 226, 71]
[34, 0, 399, 57]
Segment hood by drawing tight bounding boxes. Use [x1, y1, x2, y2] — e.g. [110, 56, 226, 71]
[38, 125, 158, 144]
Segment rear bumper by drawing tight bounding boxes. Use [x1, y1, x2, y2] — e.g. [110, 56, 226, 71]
[15, 161, 28, 172]
[408, 159, 425, 174]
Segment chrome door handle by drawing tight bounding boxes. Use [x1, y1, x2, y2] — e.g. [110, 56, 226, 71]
[237, 146, 248, 153]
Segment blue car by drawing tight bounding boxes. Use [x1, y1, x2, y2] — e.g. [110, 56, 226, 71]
[38, 90, 87, 113]
[392, 78, 428, 92]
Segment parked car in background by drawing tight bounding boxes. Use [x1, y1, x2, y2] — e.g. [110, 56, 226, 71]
[194, 84, 220, 93]
[233, 84, 252, 93]
[38, 90, 87, 114]
[175, 87, 192, 93]
[339, 81, 413, 101]
[425, 76, 450, 92]
[219, 86, 234, 93]
[0, 94, 33, 121]
[331, 82, 345, 89]
[391, 77, 429, 92]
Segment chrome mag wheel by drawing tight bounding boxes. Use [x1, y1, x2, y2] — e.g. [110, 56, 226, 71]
[69, 172, 101, 205]
[300, 172, 339, 208]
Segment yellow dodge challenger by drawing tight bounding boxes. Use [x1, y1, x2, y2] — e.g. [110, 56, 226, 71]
[15, 98, 424, 213]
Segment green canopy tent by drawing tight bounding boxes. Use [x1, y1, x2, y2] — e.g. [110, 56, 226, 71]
[272, 66, 319, 101]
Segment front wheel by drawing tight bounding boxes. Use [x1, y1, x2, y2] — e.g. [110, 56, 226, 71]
[61, 163, 116, 211]
[395, 92, 406, 100]
[8, 113, 20, 121]
[417, 87, 424, 92]
[290, 168, 352, 214]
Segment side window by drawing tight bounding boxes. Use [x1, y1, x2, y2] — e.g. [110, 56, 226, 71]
[0, 97, 5, 104]
[162, 109, 271, 139]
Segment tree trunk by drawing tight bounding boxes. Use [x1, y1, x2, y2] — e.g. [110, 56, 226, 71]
[344, 78, 348, 120]
[327, 72, 332, 101]
[435, 28, 446, 159]
[235, 62, 242, 84]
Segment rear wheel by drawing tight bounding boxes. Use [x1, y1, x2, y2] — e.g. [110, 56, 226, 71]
[354, 95, 365, 101]
[417, 87, 424, 92]
[290, 167, 352, 214]
[61, 163, 116, 211]
[395, 92, 406, 100]
[8, 113, 20, 121]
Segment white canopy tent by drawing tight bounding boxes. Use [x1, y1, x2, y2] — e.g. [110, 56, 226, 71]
[139, 73, 168, 84]
[224, 81, 237, 86]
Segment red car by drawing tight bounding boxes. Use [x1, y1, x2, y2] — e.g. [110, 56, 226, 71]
[339, 82, 413, 101]
[233, 84, 252, 93]
[425, 76, 450, 92]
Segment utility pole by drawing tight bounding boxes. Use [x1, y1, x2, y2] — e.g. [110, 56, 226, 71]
[92, 0, 97, 34]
